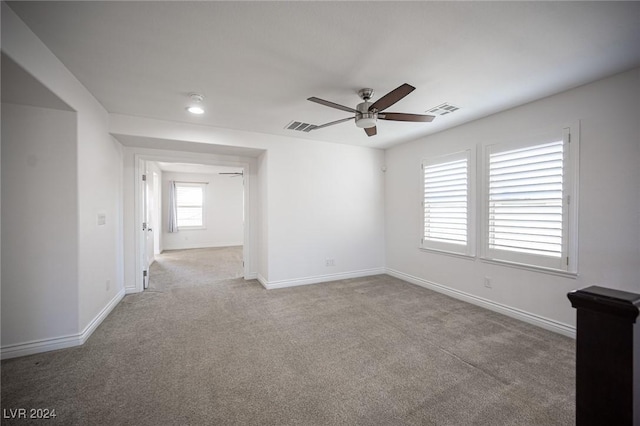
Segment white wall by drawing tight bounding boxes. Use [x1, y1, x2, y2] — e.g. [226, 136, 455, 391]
[263, 138, 386, 287]
[162, 171, 244, 250]
[385, 68, 640, 333]
[76, 102, 124, 332]
[1, 4, 124, 358]
[1, 104, 78, 345]
[257, 151, 269, 280]
[112, 115, 386, 289]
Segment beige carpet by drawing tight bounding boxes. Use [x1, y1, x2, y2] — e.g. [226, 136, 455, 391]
[1, 250, 575, 425]
[149, 246, 244, 291]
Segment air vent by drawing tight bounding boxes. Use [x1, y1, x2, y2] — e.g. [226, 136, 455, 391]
[427, 103, 461, 116]
[285, 120, 316, 132]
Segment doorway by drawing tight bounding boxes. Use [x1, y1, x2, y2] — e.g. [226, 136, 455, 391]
[141, 161, 157, 289]
[135, 155, 255, 293]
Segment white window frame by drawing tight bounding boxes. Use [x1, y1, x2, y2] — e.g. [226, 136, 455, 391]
[480, 124, 579, 274]
[175, 182, 206, 229]
[420, 149, 476, 257]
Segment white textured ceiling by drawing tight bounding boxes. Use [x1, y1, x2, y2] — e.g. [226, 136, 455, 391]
[7, 1, 640, 149]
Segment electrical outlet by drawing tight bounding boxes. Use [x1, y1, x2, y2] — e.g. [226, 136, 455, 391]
[325, 258, 335, 267]
[97, 212, 106, 226]
[484, 277, 492, 289]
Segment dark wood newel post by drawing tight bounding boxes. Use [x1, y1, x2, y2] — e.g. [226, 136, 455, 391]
[567, 286, 640, 426]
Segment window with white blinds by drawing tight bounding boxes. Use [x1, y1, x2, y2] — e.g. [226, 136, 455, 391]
[488, 140, 563, 255]
[176, 183, 205, 228]
[422, 150, 474, 256]
[483, 127, 577, 272]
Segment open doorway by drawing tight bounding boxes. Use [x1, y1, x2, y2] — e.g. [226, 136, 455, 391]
[137, 158, 249, 292]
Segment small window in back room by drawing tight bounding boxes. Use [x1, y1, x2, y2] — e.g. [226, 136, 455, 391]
[175, 183, 205, 228]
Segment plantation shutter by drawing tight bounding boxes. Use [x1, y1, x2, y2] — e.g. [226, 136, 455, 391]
[422, 150, 472, 255]
[487, 140, 564, 259]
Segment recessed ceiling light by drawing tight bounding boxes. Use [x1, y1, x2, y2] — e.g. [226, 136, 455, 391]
[186, 105, 204, 115]
[186, 93, 205, 115]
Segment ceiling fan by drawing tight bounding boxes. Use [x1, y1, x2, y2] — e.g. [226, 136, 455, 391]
[306, 83, 434, 137]
[219, 172, 243, 178]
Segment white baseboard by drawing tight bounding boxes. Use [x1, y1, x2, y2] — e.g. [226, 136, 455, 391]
[163, 242, 243, 251]
[258, 268, 386, 290]
[257, 273, 268, 288]
[244, 272, 258, 280]
[78, 288, 125, 345]
[386, 268, 576, 339]
[0, 288, 125, 360]
[0, 334, 82, 361]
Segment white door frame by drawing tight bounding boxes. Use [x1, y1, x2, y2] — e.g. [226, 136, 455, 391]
[139, 158, 150, 289]
[152, 171, 161, 256]
[133, 153, 256, 293]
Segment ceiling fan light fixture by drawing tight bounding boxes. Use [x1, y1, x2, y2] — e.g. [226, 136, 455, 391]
[356, 100, 377, 128]
[355, 113, 377, 129]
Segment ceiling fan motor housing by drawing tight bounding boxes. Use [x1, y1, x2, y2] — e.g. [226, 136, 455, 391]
[356, 101, 377, 128]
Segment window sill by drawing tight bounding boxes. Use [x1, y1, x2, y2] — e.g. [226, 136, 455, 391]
[419, 247, 476, 261]
[480, 257, 578, 278]
[177, 226, 206, 231]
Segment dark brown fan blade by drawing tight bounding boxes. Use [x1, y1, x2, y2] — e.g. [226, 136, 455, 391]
[364, 126, 377, 137]
[309, 116, 355, 131]
[380, 112, 435, 122]
[368, 83, 415, 112]
[308, 97, 358, 113]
